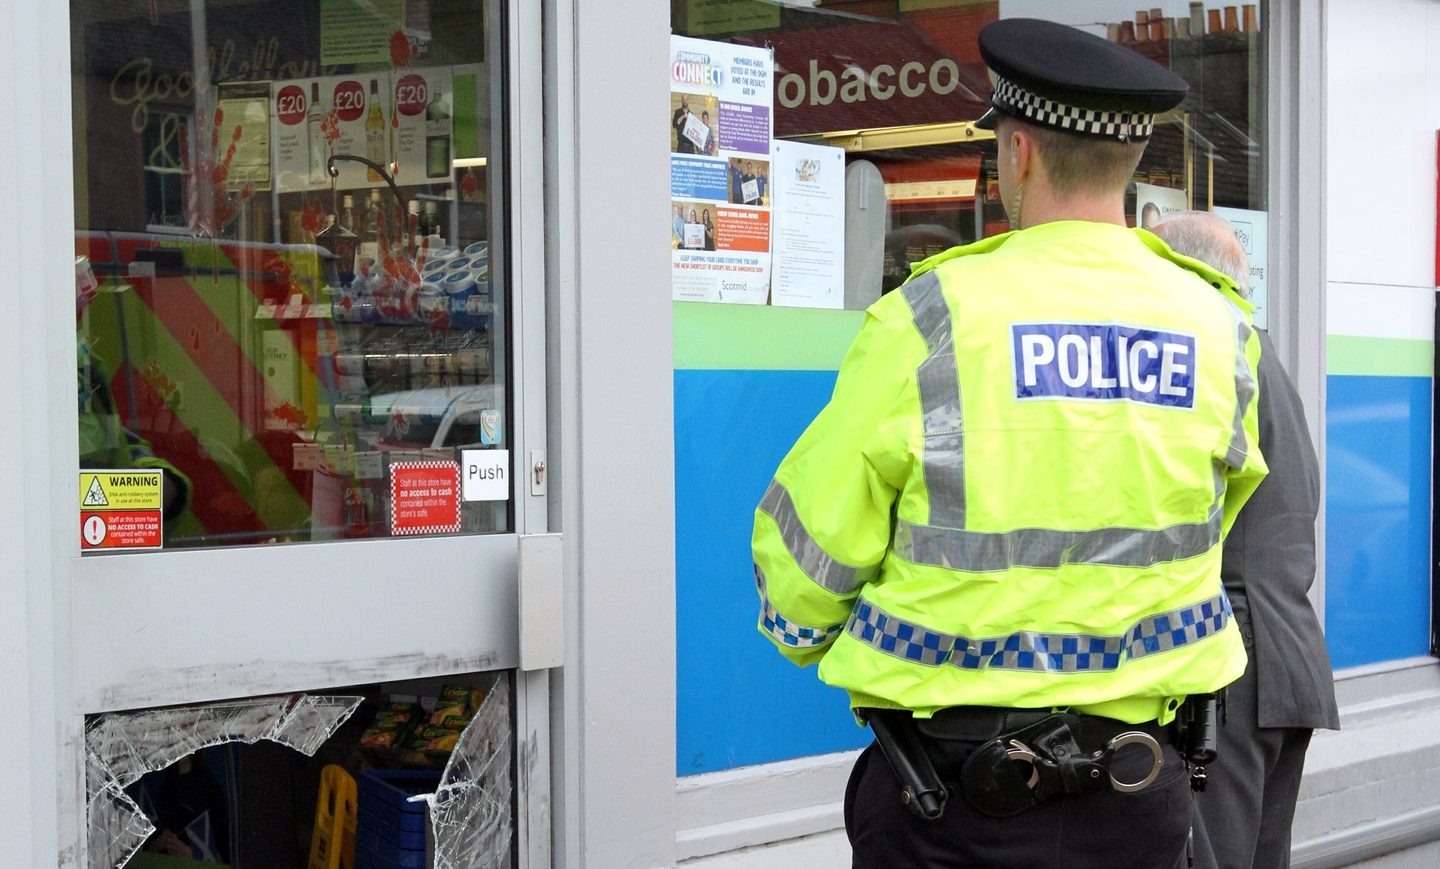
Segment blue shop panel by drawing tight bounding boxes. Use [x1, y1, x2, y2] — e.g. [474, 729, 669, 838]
[675, 368, 871, 775]
[1324, 374, 1433, 669]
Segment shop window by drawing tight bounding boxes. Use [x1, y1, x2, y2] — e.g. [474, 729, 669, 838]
[72, 0, 510, 552]
[672, 0, 1270, 310]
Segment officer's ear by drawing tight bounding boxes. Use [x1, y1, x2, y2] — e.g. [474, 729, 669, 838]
[1010, 126, 1036, 184]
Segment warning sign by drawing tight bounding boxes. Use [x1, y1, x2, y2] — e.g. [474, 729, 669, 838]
[78, 471, 163, 510]
[79, 470, 164, 551]
[390, 461, 462, 536]
[81, 510, 163, 550]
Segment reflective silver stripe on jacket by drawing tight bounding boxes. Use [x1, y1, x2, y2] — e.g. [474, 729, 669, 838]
[846, 592, 1232, 671]
[759, 479, 879, 595]
[1224, 303, 1257, 469]
[755, 565, 844, 649]
[901, 271, 967, 528]
[892, 506, 1223, 572]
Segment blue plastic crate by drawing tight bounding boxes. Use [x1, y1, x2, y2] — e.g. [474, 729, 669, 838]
[358, 802, 428, 847]
[356, 769, 440, 868]
[355, 822, 427, 868]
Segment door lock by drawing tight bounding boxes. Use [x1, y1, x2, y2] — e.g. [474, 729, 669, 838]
[530, 450, 547, 496]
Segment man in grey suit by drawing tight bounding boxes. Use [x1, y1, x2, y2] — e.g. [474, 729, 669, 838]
[1152, 212, 1340, 868]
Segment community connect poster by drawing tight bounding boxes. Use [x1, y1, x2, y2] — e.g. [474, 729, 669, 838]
[669, 35, 773, 304]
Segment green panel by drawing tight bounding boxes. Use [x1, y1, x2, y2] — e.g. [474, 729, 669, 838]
[674, 302, 864, 370]
[1326, 335, 1434, 377]
[684, 0, 780, 35]
[453, 72, 480, 158]
[321, 0, 406, 66]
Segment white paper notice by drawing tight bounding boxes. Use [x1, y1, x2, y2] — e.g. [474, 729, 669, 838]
[770, 141, 846, 309]
[461, 449, 510, 501]
[1212, 206, 1269, 330]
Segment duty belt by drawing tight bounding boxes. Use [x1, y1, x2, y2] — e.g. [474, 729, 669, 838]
[863, 706, 1172, 820]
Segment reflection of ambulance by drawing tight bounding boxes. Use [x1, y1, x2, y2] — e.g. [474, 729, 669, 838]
[363, 386, 506, 451]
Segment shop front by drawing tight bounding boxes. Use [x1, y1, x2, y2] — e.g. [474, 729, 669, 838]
[5, 0, 1440, 866]
[667, 2, 1439, 867]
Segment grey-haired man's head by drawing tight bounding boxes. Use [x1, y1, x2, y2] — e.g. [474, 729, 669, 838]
[1150, 210, 1250, 298]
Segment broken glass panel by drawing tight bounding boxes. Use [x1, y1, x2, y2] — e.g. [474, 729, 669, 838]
[86, 693, 361, 869]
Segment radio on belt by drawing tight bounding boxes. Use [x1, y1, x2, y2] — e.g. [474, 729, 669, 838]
[1011, 322, 1197, 409]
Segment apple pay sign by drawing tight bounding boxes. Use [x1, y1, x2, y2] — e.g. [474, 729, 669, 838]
[462, 449, 510, 501]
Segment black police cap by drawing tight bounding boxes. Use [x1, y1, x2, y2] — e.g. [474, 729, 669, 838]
[974, 18, 1189, 141]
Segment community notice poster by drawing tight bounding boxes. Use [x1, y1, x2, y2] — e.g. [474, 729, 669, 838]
[770, 140, 845, 308]
[1213, 206, 1269, 329]
[670, 35, 773, 304]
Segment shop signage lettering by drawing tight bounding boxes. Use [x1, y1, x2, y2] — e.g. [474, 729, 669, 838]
[777, 57, 962, 109]
[110, 37, 331, 132]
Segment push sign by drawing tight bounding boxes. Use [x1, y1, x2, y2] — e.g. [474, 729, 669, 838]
[1012, 323, 1196, 409]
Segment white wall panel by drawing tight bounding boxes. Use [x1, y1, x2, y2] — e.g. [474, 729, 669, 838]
[1326, 0, 1432, 290]
[1327, 282, 1437, 340]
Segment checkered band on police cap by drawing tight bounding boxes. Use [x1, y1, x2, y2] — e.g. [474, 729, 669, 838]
[991, 75, 1155, 141]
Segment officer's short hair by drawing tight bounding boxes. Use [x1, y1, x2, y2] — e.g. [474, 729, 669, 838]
[997, 115, 1146, 198]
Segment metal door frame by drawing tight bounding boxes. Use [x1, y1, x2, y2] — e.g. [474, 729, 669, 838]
[18, 1, 552, 865]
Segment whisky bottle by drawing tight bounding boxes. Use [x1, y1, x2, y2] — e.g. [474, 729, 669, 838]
[366, 79, 386, 182]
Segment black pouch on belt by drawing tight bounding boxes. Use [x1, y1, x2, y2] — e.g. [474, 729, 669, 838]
[959, 714, 1115, 818]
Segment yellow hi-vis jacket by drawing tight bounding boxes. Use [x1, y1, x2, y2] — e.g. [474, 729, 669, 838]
[752, 221, 1266, 725]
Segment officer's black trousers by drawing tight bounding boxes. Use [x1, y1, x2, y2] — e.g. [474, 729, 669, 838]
[845, 741, 1192, 869]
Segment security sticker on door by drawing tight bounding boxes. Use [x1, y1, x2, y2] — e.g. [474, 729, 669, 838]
[79, 470, 164, 551]
[462, 449, 510, 501]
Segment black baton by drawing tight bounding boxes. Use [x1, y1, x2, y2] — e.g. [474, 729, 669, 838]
[864, 708, 948, 820]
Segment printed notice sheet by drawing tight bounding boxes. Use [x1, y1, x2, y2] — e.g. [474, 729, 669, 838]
[1212, 206, 1268, 329]
[770, 140, 845, 309]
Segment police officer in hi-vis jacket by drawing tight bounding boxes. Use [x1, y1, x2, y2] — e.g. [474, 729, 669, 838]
[752, 19, 1266, 868]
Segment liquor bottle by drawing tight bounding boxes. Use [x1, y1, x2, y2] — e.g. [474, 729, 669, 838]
[359, 190, 382, 267]
[307, 82, 326, 186]
[341, 194, 356, 232]
[366, 79, 386, 182]
[407, 200, 421, 248]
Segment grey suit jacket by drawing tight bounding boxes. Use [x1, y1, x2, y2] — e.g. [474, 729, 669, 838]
[1221, 330, 1340, 730]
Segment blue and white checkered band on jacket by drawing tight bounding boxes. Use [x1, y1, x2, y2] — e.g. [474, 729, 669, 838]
[991, 75, 1156, 141]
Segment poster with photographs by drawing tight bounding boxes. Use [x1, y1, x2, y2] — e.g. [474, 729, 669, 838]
[670, 35, 773, 304]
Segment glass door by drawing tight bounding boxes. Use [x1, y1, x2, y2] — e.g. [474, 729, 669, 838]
[66, 2, 546, 866]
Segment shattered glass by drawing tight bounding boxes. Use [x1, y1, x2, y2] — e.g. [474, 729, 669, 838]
[428, 678, 513, 869]
[86, 693, 362, 869]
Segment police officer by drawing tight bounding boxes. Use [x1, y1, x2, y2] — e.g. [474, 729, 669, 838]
[751, 18, 1266, 869]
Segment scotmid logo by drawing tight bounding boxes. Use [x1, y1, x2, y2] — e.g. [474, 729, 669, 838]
[1012, 323, 1196, 409]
